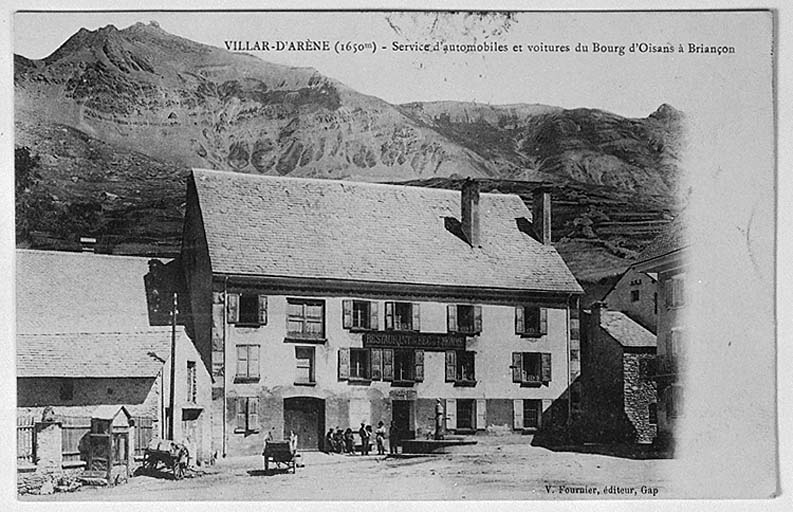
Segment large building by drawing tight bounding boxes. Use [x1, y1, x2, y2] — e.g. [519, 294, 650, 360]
[181, 170, 582, 455]
[16, 249, 212, 461]
[633, 215, 687, 449]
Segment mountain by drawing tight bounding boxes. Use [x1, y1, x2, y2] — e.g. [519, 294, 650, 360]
[14, 22, 686, 286]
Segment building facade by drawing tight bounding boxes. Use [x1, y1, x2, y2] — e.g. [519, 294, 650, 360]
[634, 215, 687, 449]
[15, 250, 212, 461]
[580, 303, 657, 444]
[181, 170, 583, 455]
[602, 267, 658, 334]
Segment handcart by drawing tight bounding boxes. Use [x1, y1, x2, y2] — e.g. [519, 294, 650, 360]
[262, 435, 298, 474]
[143, 439, 189, 480]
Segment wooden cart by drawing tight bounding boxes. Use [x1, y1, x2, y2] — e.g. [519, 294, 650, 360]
[143, 439, 189, 480]
[262, 436, 298, 474]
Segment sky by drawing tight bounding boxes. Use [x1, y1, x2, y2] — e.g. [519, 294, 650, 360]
[11, 10, 757, 118]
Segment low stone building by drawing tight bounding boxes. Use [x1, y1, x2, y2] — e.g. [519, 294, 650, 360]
[580, 302, 657, 444]
[16, 249, 212, 464]
[180, 170, 583, 456]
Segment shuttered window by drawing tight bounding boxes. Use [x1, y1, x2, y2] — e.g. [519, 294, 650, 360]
[343, 300, 379, 330]
[295, 346, 315, 384]
[511, 352, 552, 385]
[447, 305, 482, 334]
[287, 299, 325, 340]
[349, 348, 371, 380]
[227, 293, 267, 326]
[523, 400, 541, 429]
[385, 302, 420, 331]
[515, 306, 547, 336]
[446, 350, 476, 385]
[236, 345, 260, 381]
[236, 397, 259, 433]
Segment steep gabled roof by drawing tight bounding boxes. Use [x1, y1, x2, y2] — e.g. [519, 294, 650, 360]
[16, 330, 186, 378]
[16, 249, 165, 334]
[600, 310, 656, 348]
[190, 169, 582, 293]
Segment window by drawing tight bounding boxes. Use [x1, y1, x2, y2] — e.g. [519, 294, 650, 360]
[186, 361, 197, 403]
[631, 289, 640, 302]
[236, 345, 260, 381]
[394, 349, 415, 382]
[648, 403, 658, 425]
[523, 399, 542, 429]
[456, 399, 475, 430]
[570, 349, 580, 362]
[342, 300, 378, 330]
[665, 275, 685, 308]
[653, 292, 658, 314]
[227, 293, 267, 326]
[445, 350, 476, 385]
[515, 306, 548, 336]
[385, 302, 420, 331]
[235, 397, 259, 433]
[511, 352, 552, 385]
[447, 304, 482, 334]
[667, 385, 683, 419]
[59, 379, 74, 401]
[287, 299, 325, 340]
[212, 350, 224, 379]
[349, 348, 370, 380]
[295, 347, 315, 385]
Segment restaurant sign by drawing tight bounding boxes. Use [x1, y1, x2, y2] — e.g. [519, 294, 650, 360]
[363, 332, 466, 351]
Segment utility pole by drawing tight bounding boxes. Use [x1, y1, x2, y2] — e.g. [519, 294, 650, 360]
[168, 291, 178, 440]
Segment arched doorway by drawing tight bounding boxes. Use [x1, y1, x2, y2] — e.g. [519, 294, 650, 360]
[283, 397, 325, 451]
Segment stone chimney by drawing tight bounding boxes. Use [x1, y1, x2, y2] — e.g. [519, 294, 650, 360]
[532, 188, 552, 245]
[80, 236, 97, 253]
[591, 301, 607, 328]
[461, 178, 481, 247]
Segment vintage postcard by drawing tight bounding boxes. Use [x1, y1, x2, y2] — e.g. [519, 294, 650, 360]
[8, 7, 778, 504]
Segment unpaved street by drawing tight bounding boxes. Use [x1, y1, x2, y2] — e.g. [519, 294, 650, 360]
[23, 436, 678, 501]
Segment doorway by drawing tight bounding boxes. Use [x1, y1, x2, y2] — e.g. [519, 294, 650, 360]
[392, 400, 414, 441]
[283, 397, 325, 451]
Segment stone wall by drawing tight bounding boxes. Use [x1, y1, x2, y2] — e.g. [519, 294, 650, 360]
[623, 352, 658, 444]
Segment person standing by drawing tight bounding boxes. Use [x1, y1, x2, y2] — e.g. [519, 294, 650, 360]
[358, 422, 370, 456]
[389, 420, 399, 455]
[375, 421, 386, 455]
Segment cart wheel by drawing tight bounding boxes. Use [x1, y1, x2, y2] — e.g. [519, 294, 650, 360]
[174, 463, 185, 480]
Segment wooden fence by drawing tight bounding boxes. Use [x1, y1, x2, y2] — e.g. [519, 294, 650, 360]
[60, 416, 91, 463]
[17, 415, 35, 464]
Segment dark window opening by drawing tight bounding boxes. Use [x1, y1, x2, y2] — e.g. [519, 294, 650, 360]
[352, 300, 371, 329]
[457, 399, 475, 430]
[523, 399, 541, 429]
[457, 305, 475, 333]
[630, 289, 640, 302]
[394, 349, 414, 382]
[649, 403, 658, 425]
[522, 353, 542, 383]
[456, 351, 476, 383]
[394, 302, 413, 331]
[349, 348, 370, 380]
[239, 294, 260, 324]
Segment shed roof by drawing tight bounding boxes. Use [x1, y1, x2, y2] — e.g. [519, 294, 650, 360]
[600, 310, 657, 348]
[190, 169, 582, 294]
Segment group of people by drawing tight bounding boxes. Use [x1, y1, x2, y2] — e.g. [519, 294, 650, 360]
[325, 421, 398, 456]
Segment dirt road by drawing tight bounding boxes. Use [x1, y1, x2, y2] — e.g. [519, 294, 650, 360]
[22, 436, 678, 501]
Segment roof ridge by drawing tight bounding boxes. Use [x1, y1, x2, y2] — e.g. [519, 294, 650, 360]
[191, 168, 519, 199]
[15, 248, 173, 262]
[18, 328, 177, 337]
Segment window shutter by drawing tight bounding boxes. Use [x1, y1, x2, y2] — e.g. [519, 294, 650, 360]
[476, 399, 486, 430]
[342, 300, 353, 329]
[236, 397, 246, 430]
[511, 352, 522, 383]
[249, 346, 260, 378]
[447, 305, 458, 332]
[412, 303, 421, 331]
[338, 347, 350, 380]
[382, 349, 394, 381]
[541, 353, 552, 382]
[515, 306, 525, 334]
[370, 348, 383, 380]
[385, 302, 394, 330]
[414, 350, 424, 382]
[445, 350, 457, 382]
[258, 295, 268, 325]
[474, 306, 482, 333]
[227, 293, 240, 324]
[513, 399, 524, 429]
[236, 346, 248, 377]
[248, 397, 259, 431]
[445, 399, 457, 431]
[369, 301, 379, 330]
[539, 308, 548, 335]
